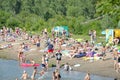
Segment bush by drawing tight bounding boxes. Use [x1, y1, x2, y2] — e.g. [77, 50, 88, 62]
[6, 17, 20, 28]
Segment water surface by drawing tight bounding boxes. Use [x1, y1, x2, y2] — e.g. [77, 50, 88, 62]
[0, 59, 114, 80]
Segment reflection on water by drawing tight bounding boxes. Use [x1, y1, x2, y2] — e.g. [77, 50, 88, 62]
[0, 59, 114, 80]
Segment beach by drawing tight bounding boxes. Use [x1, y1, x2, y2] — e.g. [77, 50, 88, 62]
[1, 0, 120, 79]
[0, 38, 120, 80]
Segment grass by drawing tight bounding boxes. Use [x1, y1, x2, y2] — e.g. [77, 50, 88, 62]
[72, 34, 106, 44]
[32, 30, 106, 44]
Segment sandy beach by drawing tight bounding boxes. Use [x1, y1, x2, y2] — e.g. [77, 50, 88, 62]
[0, 38, 120, 80]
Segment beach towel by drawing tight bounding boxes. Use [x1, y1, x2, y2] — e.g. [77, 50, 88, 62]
[74, 53, 86, 58]
[76, 38, 83, 42]
[61, 50, 70, 56]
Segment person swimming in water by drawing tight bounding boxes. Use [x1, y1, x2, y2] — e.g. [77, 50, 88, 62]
[84, 73, 90, 80]
[31, 67, 37, 80]
[52, 71, 56, 80]
[21, 70, 29, 80]
[55, 69, 61, 80]
[64, 63, 72, 71]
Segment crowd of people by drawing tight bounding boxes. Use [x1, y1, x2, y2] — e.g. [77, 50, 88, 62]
[0, 26, 120, 80]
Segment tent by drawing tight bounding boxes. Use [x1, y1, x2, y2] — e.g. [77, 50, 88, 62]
[102, 29, 120, 43]
[52, 26, 69, 37]
[106, 29, 114, 43]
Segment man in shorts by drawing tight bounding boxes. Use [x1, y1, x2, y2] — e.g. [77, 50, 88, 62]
[47, 43, 54, 57]
[56, 50, 62, 69]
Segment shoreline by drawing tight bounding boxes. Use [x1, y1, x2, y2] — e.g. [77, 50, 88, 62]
[0, 49, 120, 79]
[0, 39, 120, 80]
[0, 56, 115, 79]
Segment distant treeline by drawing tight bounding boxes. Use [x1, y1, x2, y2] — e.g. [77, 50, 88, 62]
[0, 0, 120, 35]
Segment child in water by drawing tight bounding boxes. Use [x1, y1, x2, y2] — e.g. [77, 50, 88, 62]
[84, 73, 90, 80]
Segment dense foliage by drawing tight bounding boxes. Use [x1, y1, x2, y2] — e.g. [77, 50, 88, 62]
[0, 0, 120, 35]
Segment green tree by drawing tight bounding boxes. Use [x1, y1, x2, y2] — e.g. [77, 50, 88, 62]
[0, 0, 21, 14]
[66, 0, 96, 19]
[21, 0, 35, 13]
[96, 0, 120, 26]
[0, 10, 11, 28]
[6, 16, 20, 28]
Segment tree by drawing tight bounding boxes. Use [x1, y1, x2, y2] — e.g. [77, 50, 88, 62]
[0, 10, 11, 28]
[66, 0, 96, 19]
[96, 0, 120, 28]
[0, 0, 21, 14]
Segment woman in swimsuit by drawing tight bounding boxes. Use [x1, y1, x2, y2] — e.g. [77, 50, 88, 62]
[18, 51, 25, 63]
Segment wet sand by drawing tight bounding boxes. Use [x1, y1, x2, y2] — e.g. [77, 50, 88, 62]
[0, 40, 120, 80]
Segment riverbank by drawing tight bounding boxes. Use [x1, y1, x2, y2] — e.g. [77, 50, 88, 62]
[0, 39, 120, 80]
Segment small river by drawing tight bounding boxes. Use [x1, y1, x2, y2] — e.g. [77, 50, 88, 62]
[0, 59, 114, 80]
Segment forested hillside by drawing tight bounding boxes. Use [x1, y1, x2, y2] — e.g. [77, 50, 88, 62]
[0, 0, 120, 35]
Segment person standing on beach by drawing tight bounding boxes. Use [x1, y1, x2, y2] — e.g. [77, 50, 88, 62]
[101, 46, 106, 61]
[36, 36, 40, 50]
[116, 55, 120, 73]
[45, 53, 49, 70]
[56, 50, 62, 69]
[58, 38, 63, 50]
[44, 28, 48, 38]
[47, 43, 54, 58]
[89, 30, 94, 44]
[18, 51, 26, 64]
[41, 54, 47, 71]
[113, 48, 118, 70]
[62, 30, 66, 39]
[93, 30, 96, 43]
[52, 30, 55, 39]
[84, 73, 90, 80]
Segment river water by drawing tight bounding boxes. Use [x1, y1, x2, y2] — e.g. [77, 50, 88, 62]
[0, 59, 114, 80]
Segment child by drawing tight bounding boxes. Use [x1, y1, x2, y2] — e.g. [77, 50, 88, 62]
[64, 63, 72, 71]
